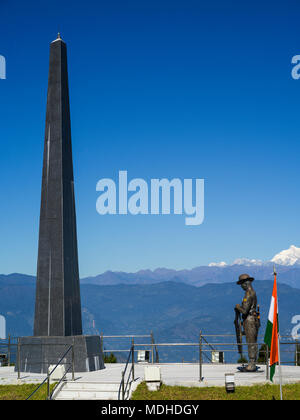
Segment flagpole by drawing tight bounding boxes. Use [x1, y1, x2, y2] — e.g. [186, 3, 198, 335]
[278, 333, 283, 400]
[274, 265, 283, 400]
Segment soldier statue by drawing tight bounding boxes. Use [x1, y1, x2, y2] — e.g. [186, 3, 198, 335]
[235, 273, 260, 372]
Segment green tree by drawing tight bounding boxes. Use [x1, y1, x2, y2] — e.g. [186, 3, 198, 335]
[104, 352, 117, 363]
[237, 355, 248, 364]
[295, 344, 300, 366]
[257, 343, 269, 364]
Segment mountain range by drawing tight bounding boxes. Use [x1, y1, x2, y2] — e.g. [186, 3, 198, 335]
[81, 246, 300, 289]
[1, 245, 299, 363]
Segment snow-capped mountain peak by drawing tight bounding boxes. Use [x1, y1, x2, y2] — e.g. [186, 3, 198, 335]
[271, 245, 300, 266]
[208, 258, 264, 267]
[208, 245, 300, 267]
[232, 258, 264, 266]
[208, 261, 227, 267]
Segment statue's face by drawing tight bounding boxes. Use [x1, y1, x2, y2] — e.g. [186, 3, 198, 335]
[241, 281, 248, 291]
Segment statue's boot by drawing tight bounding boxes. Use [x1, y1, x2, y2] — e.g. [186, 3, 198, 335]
[244, 360, 257, 372]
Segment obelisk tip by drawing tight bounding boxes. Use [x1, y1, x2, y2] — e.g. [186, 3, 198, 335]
[51, 32, 64, 44]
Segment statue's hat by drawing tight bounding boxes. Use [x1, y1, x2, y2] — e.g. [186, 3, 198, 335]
[237, 273, 254, 285]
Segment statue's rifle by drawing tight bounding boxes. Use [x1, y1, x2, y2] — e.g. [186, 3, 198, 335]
[234, 308, 243, 357]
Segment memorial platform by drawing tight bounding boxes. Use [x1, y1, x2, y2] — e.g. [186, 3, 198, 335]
[1, 363, 299, 388]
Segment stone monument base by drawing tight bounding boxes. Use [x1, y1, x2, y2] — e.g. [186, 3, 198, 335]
[14, 335, 105, 374]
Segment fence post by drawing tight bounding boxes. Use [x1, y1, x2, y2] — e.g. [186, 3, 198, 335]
[199, 331, 203, 382]
[7, 334, 11, 367]
[151, 331, 154, 364]
[47, 373, 50, 400]
[121, 370, 125, 400]
[266, 344, 269, 380]
[72, 342, 75, 381]
[132, 338, 135, 381]
[295, 340, 299, 367]
[17, 338, 21, 380]
[100, 331, 103, 355]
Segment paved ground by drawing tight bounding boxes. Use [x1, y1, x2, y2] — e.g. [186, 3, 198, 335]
[1, 363, 300, 388]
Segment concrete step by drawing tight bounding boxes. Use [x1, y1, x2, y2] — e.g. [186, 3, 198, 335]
[53, 381, 130, 400]
[63, 382, 120, 392]
[55, 390, 120, 400]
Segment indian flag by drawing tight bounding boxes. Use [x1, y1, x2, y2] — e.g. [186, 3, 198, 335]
[264, 271, 279, 382]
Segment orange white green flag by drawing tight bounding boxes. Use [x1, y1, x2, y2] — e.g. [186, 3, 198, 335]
[264, 269, 279, 382]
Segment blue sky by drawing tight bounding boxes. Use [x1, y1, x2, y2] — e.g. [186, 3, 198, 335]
[1, 0, 300, 277]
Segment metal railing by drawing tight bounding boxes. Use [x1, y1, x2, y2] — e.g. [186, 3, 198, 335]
[104, 332, 299, 384]
[1, 332, 298, 395]
[15, 340, 77, 381]
[201, 334, 300, 366]
[131, 333, 208, 381]
[118, 341, 135, 400]
[126, 340, 268, 381]
[26, 345, 75, 400]
[101, 331, 159, 364]
[0, 336, 18, 366]
[115, 334, 211, 397]
[150, 331, 159, 364]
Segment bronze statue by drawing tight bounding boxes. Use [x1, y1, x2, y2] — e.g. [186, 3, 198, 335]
[234, 273, 260, 372]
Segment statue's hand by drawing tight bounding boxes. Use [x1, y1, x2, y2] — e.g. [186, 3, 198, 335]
[235, 304, 241, 311]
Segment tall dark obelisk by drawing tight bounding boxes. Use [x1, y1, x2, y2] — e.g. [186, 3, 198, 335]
[16, 35, 104, 373]
[34, 33, 82, 337]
